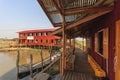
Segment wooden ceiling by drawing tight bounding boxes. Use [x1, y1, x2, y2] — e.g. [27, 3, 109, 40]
[37, 0, 114, 38]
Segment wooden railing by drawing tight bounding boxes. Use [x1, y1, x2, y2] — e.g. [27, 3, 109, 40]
[16, 48, 61, 80]
[31, 57, 60, 80]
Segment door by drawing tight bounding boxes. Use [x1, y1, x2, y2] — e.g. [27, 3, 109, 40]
[115, 20, 120, 80]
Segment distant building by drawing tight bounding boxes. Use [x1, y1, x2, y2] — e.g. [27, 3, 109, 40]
[18, 28, 61, 48]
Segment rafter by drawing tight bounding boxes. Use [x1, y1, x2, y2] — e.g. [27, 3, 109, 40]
[64, 6, 113, 16]
[93, 0, 106, 7]
[48, 10, 59, 14]
[47, 6, 113, 16]
[50, 8, 113, 35]
[51, 0, 63, 15]
[54, 23, 62, 27]
[54, 22, 72, 27]
[66, 8, 113, 30]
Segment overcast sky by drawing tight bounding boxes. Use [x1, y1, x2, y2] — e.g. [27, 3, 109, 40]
[0, 0, 53, 39]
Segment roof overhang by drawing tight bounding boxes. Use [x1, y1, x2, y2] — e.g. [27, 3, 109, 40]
[37, 0, 114, 38]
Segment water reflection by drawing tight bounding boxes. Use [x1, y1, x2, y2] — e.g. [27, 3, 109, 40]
[19, 49, 50, 65]
[0, 49, 50, 80]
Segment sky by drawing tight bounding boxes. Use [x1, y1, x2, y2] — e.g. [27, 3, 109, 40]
[0, 0, 53, 39]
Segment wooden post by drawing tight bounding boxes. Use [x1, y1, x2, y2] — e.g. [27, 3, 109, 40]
[49, 46, 52, 63]
[16, 51, 20, 80]
[40, 47, 44, 70]
[69, 38, 71, 48]
[73, 38, 75, 54]
[83, 37, 84, 51]
[30, 53, 33, 78]
[62, 14, 66, 75]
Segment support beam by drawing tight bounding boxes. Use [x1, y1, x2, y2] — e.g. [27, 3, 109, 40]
[54, 23, 62, 27]
[61, 14, 66, 75]
[50, 8, 113, 35]
[48, 6, 112, 16]
[66, 7, 113, 30]
[64, 6, 113, 16]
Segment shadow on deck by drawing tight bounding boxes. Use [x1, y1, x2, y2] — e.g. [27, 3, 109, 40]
[54, 48, 99, 80]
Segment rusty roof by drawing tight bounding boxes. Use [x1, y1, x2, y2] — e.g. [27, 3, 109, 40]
[18, 27, 59, 33]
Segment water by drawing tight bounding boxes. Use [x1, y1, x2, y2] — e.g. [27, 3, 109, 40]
[0, 49, 50, 80]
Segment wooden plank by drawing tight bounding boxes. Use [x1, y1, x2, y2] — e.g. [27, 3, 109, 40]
[32, 57, 60, 80]
[35, 73, 49, 80]
[64, 6, 113, 16]
[103, 28, 108, 59]
[115, 20, 120, 80]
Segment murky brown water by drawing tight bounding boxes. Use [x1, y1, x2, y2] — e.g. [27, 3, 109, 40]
[0, 49, 50, 80]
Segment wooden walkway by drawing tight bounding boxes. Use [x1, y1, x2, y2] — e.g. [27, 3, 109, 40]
[54, 48, 100, 80]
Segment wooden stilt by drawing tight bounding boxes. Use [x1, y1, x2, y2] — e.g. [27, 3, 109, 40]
[16, 51, 20, 80]
[49, 46, 52, 63]
[40, 47, 43, 70]
[30, 53, 33, 78]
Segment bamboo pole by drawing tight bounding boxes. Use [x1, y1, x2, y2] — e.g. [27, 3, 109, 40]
[16, 51, 20, 80]
[30, 53, 33, 78]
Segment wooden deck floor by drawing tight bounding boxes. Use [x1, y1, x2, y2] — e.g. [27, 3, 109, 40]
[54, 48, 100, 80]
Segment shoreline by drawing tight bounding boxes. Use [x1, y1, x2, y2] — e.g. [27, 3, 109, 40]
[0, 47, 31, 52]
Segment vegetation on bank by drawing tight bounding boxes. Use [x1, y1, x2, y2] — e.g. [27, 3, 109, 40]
[0, 39, 18, 49]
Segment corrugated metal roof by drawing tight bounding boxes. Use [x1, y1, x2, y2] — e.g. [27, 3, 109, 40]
[62, 0, 97, 9]
[50, 14, 63, 23]
[65, 14, 88, 22]
[38, 0, 114, 30]
[18, 27, 60, 33]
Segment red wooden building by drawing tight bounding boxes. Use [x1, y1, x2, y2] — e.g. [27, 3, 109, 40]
[18, 28, 61, 47]
[34, 0, 120, 80]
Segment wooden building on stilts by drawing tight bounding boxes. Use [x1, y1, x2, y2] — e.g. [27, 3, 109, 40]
[18, 28, 61, 48]
[30, 0, 120, 80]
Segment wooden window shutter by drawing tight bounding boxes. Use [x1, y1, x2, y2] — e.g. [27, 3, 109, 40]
[116, 20, 120, 69]
[103, 28, 108, 59]
[95, 33, 98, 52]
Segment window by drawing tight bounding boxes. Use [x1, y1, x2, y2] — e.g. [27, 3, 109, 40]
[51, 40, 54, 43]
[98, 31, 103, 54]
[95, 30, 103, 55]
[46, 40, 48, 43]
[41, 39, 43, 43]
[38, 33, 41, 36]
[36, 33, 38, 36]
[95, 28, 109, 57]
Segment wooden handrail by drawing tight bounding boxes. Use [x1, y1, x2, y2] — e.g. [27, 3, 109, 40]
[31, 57, 60, 80]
